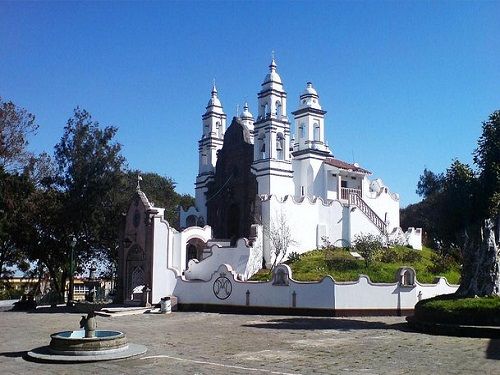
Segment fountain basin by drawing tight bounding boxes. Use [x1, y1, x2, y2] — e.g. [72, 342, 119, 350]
[49, 330, 128, 356]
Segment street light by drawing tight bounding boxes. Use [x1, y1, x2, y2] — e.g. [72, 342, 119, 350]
[67, 236, 77, 306]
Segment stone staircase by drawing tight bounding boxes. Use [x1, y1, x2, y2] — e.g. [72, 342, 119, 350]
[349, 193, 387, 234]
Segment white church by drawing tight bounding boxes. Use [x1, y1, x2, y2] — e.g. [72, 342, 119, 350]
[180, 58, 422, 265]
[118, 59, 436, 308]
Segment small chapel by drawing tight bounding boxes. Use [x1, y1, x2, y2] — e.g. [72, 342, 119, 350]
[180, 58, 422, 265]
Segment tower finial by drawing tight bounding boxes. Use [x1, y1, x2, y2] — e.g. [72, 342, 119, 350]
[211, 79, 217, 96]
[136, 174, 143, 191]
[236, 104, 240, 117]
[270, 51, 277, 72]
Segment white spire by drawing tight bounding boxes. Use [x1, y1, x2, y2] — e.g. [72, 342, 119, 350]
[270, 50, 277, 72]
[241, 101, 253, 119]
[211, 79, 217, 96]
[206, 82, 222, 111]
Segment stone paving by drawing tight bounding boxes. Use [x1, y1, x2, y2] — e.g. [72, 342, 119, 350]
[0, 307, 499, 374]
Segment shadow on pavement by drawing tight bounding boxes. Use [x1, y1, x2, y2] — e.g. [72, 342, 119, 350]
[486, 339, 500, 360]
[242, 317, 412, 332]
[0, 350, 28, 358]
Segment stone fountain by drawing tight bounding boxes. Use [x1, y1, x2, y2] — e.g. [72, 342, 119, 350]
[27, 311, 147, 362]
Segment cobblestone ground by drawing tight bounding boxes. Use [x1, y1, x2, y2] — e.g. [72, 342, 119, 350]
[0, 308, 499, 375]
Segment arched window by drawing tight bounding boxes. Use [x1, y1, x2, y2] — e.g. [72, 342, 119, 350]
[299, 123, 305, 139]
[275, 100, 282, 117]
[313, 122, 320, 141]
[276, 133, 284, 160]
[263, 103, 269, 118]
[258, 134, 266, 159]
[216, 121, 222, 137]
[201, 154, 208, 165]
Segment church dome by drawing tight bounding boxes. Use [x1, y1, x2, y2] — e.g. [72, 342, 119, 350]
[261, 58, 283, 88]
[241, 102, 253, 119]
[298, 82, 322, 110]
[205, 83, 224, 114]
[302, 82, 318, 96]
[207, 84, 221, 107]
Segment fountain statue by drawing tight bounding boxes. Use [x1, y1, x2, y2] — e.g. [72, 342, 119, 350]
[27, 308, 146, 362]
[80, 312, 97, 338]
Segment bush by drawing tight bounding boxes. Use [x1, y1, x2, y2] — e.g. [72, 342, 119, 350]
[379, 248, 400, 263]
[325, 249, 358, 270]
[400, 249, 423, 263]
[287, 251, 301, 264]
[415, 294, 500, 326]
[354, 233, 383, 268]
[427, 253, 457, 274]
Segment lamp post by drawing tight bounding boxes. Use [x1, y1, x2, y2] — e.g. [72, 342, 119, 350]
[67, 236, 77, 306]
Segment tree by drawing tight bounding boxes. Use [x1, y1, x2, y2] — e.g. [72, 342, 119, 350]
[0, 168, 33, 281]
[121, 171, 194, 229]
[266, 210, 296, 269]
[474, 110, 500, 220]
[353, 233, 383, 268]
[416, 168, 444, 199]
[54, 107, 126, 255]
[402, 160, 476, 256]
[456, 111, 500, 297]
[403, 110, 500, 297]
[10, 108, 127, 301]
[0, 97, 38, 172]
[456, 218, 499, 297]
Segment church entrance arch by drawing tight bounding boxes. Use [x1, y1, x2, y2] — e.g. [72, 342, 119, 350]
[185, 237, 206, 269]
[227, 203, 240, 244]
[125, 244, 147, 301]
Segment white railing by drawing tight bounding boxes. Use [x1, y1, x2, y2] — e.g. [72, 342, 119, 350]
[349, 192, 387, 234]
[341, 187, 361, 201]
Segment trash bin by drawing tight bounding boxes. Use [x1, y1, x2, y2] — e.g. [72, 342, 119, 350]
[160, 297, 171, 314]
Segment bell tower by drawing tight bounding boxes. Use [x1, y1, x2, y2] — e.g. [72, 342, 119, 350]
[291, 82, 332, 198]
[251, 58, 294, 197]
[292, 82, 330, 154]
[195, 83, 226, 221]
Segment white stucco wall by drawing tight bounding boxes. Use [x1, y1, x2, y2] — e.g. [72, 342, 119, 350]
[165, 264, 458, 310]
[405, 227, 423, 250]
[348, 207, 383, 243]
[362, 181, 400, 232]
[261, 195, 347, 264]
[184, 227, 263, 281]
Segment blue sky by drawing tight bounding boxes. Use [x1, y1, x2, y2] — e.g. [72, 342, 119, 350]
[1, 1, 498, 207]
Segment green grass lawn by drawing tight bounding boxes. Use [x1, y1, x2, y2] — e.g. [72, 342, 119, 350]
[250, 246, 461, 284]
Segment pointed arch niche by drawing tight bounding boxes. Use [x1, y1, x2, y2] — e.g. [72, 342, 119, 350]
[125, 244, 147, 302]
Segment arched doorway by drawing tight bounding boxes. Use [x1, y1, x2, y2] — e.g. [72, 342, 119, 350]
[185, 238, 206, 269]
[125, 244, 146, 302]
[227, 203, 240, 244]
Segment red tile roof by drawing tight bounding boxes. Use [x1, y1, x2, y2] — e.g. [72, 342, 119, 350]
[323, 157, 371, 174]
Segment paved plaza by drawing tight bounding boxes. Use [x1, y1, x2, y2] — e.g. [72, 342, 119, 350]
[0, 306, 499, 375]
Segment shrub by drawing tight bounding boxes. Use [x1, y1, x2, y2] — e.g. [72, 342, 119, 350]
[427, 253, 457, 274]
[287, 251, 301, 264]
[415, 294, 500, 326]
[379, 247, 400, 263]
[400, 249, 423, 263]
[324, 249, 358, 270]
[354, 233, 383, 268]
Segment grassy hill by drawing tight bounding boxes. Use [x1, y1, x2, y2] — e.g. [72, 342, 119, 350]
[250, 246, 461, 284]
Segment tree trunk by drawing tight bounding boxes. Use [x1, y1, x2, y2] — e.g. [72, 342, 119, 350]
[456, 219, 500, 297]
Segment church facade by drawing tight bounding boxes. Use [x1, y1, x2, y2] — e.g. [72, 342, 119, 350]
[180, 59, 422, 266]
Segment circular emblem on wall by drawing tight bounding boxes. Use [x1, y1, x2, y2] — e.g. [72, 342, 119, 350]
[213, 274, 232, 300]
[133, 210, 141, 228]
